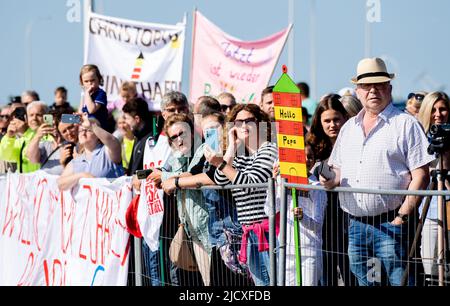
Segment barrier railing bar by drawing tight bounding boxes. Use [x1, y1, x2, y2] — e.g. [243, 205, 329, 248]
[284, 183, 450, 196]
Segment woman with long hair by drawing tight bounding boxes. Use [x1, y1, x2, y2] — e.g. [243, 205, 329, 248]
[417, 91, 450, 284]
[204, 103, 278, 286]
[306, 93, 357, 286]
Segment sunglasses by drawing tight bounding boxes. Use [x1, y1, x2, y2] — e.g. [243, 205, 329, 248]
[169, 131, 186, 142]
[235, 117, 257, 127]
[220, 104, 234, 112]
[358, 82, 389, 91]
[407, 93, 425, 101]
[0, 115, 9, 120]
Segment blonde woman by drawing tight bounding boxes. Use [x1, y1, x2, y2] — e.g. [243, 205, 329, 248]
[417, 91, 450, 283]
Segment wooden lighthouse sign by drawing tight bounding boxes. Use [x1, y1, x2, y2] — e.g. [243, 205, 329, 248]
[272, 65, 308, 184]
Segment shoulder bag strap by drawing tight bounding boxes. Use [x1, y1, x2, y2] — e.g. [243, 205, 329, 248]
[41, 143, 64, 168]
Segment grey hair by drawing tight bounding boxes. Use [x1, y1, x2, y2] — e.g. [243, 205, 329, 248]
[340, 95, 363, 117]
[160, 91, 189, 111]
[26, 101, 48, 113]
[21, 90, 40, 101]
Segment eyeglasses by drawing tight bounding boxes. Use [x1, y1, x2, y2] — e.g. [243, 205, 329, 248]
[358, 82, 389, 91]
[235, 117, 257, 127]
[78, 127, 93, 134]
[0, 115, 9, 120]
[407, 93, 425, 101]
[220, 104, 234, 112]
[169, 131, 186, 142]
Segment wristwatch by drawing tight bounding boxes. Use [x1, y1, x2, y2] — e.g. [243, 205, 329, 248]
[218, 160, 227, 171]
[397, 213, 408, 222]
[174, 177, 180, 189]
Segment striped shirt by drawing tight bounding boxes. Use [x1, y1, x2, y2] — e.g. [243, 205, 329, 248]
[329, 103, 434, 217]
[214, 142, 278, 225]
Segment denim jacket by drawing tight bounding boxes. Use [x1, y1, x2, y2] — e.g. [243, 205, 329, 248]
[163, 144, 211, 254]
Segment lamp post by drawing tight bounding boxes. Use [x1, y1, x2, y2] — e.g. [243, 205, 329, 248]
[288, 0, 295, 79]
[25, 16, 51, 89]
[365, 16, 371, 57]
[310, 0, 317, 102]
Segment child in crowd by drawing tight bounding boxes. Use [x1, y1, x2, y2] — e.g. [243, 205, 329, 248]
[267, 142, 327, 286]
[78, 64, 108, 129]
[107, 81, 138, 116]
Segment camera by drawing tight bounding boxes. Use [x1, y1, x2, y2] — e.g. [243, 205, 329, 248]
[43, 114, 54, 126]
[430, 124, 450, 138]
[62, 141, 76, 166]
[427, 124, 450, 155]
[61, 114, 81, 124]
[136, 169, 153, 180]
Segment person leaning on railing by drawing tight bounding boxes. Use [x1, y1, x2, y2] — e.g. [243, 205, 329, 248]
[57, 113, 123, 190]
[162, 111, 244, 286]
[158, 113, 213, 286]
[204, 103, 278, 286]
[306, 93, 354, 287]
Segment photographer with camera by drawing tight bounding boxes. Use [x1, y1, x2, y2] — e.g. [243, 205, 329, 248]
[26, 110, 80, 175]
[0, 106, 42, 173]
[417, 91, 450, 284]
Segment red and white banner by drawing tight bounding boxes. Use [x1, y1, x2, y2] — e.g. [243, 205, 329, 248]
[139, 134, 171, 252]
[0, 172, 132, 286]
[190, 10, 291, 104]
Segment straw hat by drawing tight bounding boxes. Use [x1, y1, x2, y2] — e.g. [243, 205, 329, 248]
[351, 57, 395, 84]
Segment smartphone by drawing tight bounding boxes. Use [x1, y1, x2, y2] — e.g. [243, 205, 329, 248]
[43, 114, 54, 126]
[136, 169, 153, 180]
[319, 161, 335, 181]
[205, 128, 220, 152]
[61, 114, 81, 124]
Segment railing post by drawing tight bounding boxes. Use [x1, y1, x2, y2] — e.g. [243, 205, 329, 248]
[278, 178, 287, 286]
[134, 238, 143, 286]
[268, 178, 277, 286]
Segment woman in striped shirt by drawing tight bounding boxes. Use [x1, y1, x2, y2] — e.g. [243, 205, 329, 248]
[204, 103, 278, 286]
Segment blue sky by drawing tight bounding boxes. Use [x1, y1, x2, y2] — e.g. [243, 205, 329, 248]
[1, 0, 449, 106]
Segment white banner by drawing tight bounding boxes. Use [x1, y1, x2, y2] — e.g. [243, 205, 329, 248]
[139, 135, 171, 252]
[85, 11, 186, 109]
[0, 172, 132, 286]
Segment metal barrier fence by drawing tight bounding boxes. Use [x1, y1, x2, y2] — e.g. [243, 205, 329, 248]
[128, 180, 450, 286]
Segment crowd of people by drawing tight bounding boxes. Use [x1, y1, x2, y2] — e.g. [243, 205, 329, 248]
[0, 58, 449, 287]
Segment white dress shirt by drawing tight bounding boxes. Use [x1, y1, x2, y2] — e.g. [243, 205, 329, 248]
[329, 103, 434, 217]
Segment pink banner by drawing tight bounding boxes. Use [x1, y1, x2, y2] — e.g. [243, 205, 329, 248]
[189, 11, 291, 104]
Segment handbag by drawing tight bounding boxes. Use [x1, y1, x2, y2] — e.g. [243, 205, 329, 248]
[169, 190, 198, 271]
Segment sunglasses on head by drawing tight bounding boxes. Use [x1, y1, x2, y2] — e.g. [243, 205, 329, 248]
[407, 93, 425, 101]
[235, 117, 257, 127]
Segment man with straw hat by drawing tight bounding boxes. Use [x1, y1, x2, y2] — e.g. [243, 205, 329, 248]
[321, 57, 434, 286]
